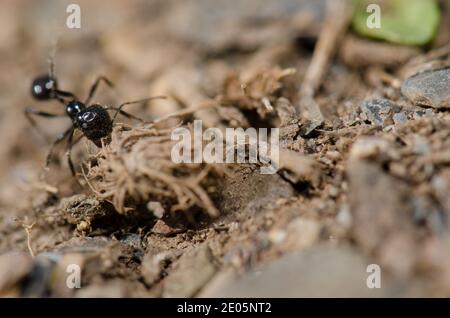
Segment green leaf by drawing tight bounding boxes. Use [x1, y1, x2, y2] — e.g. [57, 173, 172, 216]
[352, 0, 441, 45]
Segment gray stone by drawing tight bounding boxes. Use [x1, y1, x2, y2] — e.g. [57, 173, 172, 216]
[361, 98, 400, 127]
[393, 112, 408, 125]
[347, 160, 414, 251]
[200, 245, 396, 297]
[347, 160, 418, 277]
[402, 68, 450, 109]
[413, 108, 435, 120]
[218, 168, 295, 218]
[163, 245, 216, 297]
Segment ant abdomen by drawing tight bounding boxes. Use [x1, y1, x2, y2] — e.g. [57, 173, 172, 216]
[75, 105, 113, 145]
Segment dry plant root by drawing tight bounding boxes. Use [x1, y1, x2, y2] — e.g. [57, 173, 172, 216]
[298, 0, 353, 125]
[83, 124, 221, 218]
[13, 218, 36, 258]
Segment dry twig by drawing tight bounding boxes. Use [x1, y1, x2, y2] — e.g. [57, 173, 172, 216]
[297, 0, 353, 126]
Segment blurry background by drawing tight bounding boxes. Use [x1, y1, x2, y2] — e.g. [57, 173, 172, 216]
[0, 0, 326, 199]
[1, 0, 450, 298]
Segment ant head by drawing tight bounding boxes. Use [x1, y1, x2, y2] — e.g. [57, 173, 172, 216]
[66, 100, 85, 119]
[31, 75, 58, 100]
[75, 105, 113, 144]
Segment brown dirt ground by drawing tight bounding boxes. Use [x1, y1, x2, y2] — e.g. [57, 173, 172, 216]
[1, 0, 450, 297]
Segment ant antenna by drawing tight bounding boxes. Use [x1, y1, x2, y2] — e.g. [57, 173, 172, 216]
[112, 96, 166, 124]
[47, 35, 65, 104]
[45, 34, 79, 103]
[48, 53, 56, 80]
[48, 34, 60, 79]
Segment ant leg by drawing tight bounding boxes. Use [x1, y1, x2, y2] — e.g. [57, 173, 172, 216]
[65, 129, 79, 176]
[53, 89, 79, 106]
[111, 96, 166, 124]
[54, 89, 78, 103]
[66, 133, 84, 176]
[46, 127, 74, 169]
[105, 106, 144, 123]
[25, 107, 65, 138]
[53, 89, 78, 106]
[85, 76, 114, 105]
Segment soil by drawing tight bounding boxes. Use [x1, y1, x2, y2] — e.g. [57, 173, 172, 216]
[1, 0, 450, 297]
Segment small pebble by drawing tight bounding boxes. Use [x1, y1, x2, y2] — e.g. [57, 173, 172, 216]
[393, 111, 408, 125]
[412, 135, 431, 155]
[413, 108, 435, 120]
[350, 136, 390, 159]
[336, 206, 352, 228]
[163, 245, 216, 297]
[325, 150, 341, 161]
[285, 218, 320, 250]
[147, 201, 165, 219]
[360, 98, 400, 127]
[268, 229, 287, 244]
[152, 220, 184, 236]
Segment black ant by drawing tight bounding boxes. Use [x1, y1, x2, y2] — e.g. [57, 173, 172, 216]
[26, 58, 165, 176]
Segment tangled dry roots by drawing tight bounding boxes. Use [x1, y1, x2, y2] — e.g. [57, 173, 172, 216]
[84, 124, 220, 218]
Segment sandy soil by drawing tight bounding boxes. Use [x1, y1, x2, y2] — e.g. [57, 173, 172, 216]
[1, 0, 450, 297]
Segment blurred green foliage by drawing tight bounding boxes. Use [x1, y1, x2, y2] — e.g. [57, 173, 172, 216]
[352, 0, 441, 45]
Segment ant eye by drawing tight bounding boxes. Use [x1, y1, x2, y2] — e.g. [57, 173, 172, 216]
[45, 80, 55, 90]
[33, 85, 43, 95]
